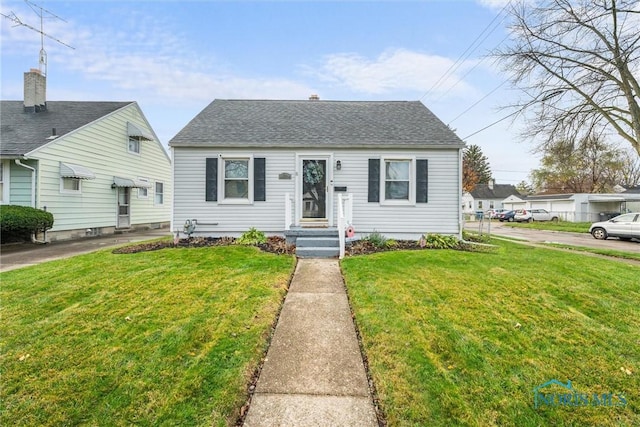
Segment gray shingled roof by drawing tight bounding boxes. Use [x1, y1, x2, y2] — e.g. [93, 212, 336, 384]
[470, 183, 521, 199]
[1, 101, 132, 157]
[169, 99, 465, 148]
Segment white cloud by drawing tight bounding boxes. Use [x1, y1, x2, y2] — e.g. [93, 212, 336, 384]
[308, 48, 478, 99]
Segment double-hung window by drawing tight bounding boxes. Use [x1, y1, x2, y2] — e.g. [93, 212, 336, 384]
[155, 182, 164, 205]
[384, 159, 411, 201]
[223, 159, 250, 199]
[380, 157, 415, 204]
[368, 157, 427, 204]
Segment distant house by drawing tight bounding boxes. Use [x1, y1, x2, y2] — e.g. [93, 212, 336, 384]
[501, 192, 640, 222]
[170, 99, 465, 242]
[462, 180, 520, 215]
[0, 69, 172, 241]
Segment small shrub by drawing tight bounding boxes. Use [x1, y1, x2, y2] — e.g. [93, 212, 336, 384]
[422, 233, 460, 249]
[236, 227, 267, 245]
[1, 205, 54, 242]
[365, 231, 388, 249]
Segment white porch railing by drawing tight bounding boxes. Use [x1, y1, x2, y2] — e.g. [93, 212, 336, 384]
[284, 193, 294, 231]
[337, 193, 353, 259]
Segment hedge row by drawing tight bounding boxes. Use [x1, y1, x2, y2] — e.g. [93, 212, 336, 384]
[0, 205, 54, 241]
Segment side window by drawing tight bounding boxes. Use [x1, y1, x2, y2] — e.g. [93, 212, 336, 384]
[138, 178, 149, 198]
[155, 182, 164, 205]
[128, 137, 141, 154]
[61, 177, 81, 193]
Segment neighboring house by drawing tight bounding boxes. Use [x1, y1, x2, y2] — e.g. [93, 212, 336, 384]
[462, 180, 520, 215]
[0, 69, 172, 241]
[170, 99, 465, 240]
[501, 192, 640, 222]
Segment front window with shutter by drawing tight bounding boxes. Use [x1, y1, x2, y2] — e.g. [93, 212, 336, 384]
[206, 156, 266, 204]
[368, 157, 427, 204]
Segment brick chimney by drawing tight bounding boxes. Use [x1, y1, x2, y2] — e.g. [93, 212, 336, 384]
[24, 69, 47, 113]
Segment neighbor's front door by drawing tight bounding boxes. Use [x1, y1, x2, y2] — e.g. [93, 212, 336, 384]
[117, 187, 131, 228]
[301, 158, 328, 221]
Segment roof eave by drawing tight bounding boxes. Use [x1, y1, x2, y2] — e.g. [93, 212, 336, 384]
[170, 142, 466, 149]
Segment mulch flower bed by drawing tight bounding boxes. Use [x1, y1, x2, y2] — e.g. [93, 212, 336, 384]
[111, 236, 466, 256]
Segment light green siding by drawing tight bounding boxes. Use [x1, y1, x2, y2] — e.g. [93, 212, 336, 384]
[29, 103, 172, 232]
[9, 160, 37, 206]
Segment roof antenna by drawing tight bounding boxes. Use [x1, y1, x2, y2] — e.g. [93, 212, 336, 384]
[1, 0, 75, 76]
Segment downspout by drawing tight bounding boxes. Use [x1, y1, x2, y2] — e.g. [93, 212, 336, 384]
[14, 159, 47, 243]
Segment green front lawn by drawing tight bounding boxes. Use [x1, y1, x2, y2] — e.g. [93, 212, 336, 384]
[504, 221, 591, 233]
[1, 245, 295, 426]
[342, 241, 639, 426]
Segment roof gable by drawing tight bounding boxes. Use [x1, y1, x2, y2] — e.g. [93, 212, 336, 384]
[169, 99, 465, 148]
[0, 100, 132, 157]
[470, 183, 521, 199]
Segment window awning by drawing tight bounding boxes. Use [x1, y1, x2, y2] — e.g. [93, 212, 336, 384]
[127, 122, 154, 141]
[60, 162, 96, 180]
[112, 176, 152, 188]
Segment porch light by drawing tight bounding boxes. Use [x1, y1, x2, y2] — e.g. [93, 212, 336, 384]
[336, 160, 342, 170]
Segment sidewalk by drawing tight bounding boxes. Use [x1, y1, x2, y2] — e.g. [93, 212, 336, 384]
[243, 258, 378, 427]
[0, 229, 171, 273]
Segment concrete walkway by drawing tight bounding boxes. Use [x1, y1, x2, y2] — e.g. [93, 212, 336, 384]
[243, 258, 378, 427]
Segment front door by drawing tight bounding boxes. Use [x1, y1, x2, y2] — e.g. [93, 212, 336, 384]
[301, 158, 329, 222]
[117, 187, 131, 228]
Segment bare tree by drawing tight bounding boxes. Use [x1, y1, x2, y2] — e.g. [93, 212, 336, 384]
[615, 148, 640, 187]
[494, 0, 640, 157]
[530, 134, 624, 192]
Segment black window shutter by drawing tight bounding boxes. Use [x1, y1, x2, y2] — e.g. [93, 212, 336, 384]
[205, 157, 218, 201]
[416, 159, 428, 203]
[368, 159, 380, 202]
[254, 157, 266, 201]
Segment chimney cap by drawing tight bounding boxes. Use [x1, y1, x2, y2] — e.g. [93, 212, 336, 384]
[309, 94, 319, 100]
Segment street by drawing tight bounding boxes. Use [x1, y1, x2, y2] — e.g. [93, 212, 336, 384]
[465, 220, 640, 253]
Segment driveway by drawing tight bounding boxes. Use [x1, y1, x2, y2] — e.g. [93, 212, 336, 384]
[0, 229, 172, 273]
[465, 221, 640, 253]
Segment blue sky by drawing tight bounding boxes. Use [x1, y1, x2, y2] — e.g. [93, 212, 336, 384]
[1, 0, 537, 184]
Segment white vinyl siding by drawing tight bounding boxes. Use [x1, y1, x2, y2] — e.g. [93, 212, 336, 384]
[28, 104, 171, 232]
[173, 147, 461, 239]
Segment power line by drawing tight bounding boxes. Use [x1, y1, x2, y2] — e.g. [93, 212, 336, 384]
[448, 80, 507, 126]
[462, 108, 522, 140]
[418, 0, 511, 102]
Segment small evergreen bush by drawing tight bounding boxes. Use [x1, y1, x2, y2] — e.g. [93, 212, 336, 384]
[0, 205, 54, 242]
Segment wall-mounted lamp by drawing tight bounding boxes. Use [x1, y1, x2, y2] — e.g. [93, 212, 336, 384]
[336, 160, 342, 170]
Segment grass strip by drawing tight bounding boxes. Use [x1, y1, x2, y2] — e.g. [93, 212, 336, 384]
[1, 245, 295, 426]
[342, 240, 639, 426]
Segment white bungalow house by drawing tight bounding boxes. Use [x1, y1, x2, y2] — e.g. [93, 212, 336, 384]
[462, 180, 520, 217]
[0, 69, 172, 241]
[170, 99, 465, 255]
[502, 192, 640, 222]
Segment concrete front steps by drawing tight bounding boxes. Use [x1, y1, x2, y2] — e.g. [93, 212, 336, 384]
[285, 227, 340, 258]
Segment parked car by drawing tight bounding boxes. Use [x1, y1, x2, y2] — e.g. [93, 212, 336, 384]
[486, 209, 507, 219]
[514, 209, 560, 223]
[589, 213, 640, 241]
[497, 210, 516, 222]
